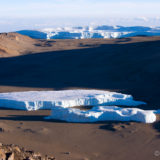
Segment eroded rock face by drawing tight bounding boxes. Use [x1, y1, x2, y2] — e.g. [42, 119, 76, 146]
[0, 143, 55, 160]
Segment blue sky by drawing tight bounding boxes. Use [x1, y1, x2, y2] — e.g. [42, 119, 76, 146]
[0, 0, 160, 32]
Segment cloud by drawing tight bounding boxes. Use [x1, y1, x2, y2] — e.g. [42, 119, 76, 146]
[135, 17, 149, 22]
[0, 1, 160, 18]
[0, 0, 160, 32]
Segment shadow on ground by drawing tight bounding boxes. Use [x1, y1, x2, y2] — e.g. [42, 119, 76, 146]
[0, 114, 133, 128]
[0, 40, 160, 109]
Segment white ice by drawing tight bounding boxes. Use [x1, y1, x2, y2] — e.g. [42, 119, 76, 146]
[17, 25, 160, 40]
[0, 89, 157, 123]
[0, 90, 145, 111]
[46, 106, 156, 123]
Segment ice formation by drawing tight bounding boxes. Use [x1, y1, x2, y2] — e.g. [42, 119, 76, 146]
[0, 89, 157, 123]
[0, 90, 145, 111]
[17, 25, 160, 39]
[46, 106, 156, 123]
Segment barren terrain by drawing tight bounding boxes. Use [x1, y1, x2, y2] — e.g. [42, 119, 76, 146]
[0, 33, 160, 160]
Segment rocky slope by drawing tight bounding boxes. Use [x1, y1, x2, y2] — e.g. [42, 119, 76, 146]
[0, 143, 55, 160]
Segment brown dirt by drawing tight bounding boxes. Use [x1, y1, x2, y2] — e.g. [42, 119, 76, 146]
[0, 34, 160, 160]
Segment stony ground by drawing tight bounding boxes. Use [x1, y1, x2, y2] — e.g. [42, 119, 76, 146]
[0, 143, 55, 160]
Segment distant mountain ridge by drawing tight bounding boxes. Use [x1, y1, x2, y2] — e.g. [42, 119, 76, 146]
[16, 25, 160, 39]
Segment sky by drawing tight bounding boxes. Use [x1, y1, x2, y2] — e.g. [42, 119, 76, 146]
[0, 0, 160, 32]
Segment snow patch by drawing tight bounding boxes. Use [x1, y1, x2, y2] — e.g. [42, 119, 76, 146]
[0, 89, 157, 123]
[0, 90, 145, 111]
[17, 25, 160, 39]
[46, 106, 156, 123]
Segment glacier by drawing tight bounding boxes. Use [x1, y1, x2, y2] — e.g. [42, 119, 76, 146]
[0, 89, 157, 123]
[0, 90, 145, 111]
[16, 25, 160, 40]
[46, 106, 156, 123]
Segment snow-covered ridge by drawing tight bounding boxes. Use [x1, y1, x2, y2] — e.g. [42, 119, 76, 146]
[16, 25, 160, 39]
[0, 89, 157, 123]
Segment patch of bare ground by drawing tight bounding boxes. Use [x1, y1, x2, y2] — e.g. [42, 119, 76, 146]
[0, 143, 55, 160]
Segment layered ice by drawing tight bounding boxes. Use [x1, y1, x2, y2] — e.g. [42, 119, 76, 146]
[46, 106, 156, 123]
[0, 89, 157, 123]
[16, 25, 160, 39]
[0, 90, 145, 111]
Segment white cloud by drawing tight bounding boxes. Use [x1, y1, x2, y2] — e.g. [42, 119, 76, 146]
[0, 1, 160, 32]
[135, 17, 149, 22]
[0, 1, 160, 18]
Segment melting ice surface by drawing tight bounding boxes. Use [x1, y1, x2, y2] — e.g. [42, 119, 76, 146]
[0, 90, 145, 110]
[0, 90, 157, 123]
[46, 106, 156, 123]
[17, 25, 160, 40]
